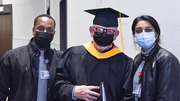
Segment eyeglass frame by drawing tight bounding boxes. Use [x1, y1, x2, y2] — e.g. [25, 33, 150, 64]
[93, 26, 117, 35]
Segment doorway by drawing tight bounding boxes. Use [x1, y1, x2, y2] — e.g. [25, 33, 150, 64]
[0, 4, 12, 59]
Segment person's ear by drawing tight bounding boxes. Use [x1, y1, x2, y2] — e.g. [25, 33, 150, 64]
[89, 26, 94, 37]
[155, 32, 158, 39]
[32, 27, 35, 36]
[53, 30, 56, 35]
[113, 30, 119, 40]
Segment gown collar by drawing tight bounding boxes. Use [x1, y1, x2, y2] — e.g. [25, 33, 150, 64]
[83, 41, 123, 59]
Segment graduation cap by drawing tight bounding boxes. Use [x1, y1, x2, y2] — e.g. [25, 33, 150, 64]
[85, 7, 129, 51]
[85, 7, 129, 27]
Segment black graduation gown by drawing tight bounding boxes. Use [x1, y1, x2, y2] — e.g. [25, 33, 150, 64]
[54, 42, 133, 101]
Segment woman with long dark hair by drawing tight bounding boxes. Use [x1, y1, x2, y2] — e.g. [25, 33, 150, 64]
[131, 15, 180, 101]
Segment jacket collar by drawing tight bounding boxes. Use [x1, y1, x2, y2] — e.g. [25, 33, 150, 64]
[27, 38, 53, 66]
[133, 44, 161, 75]
[141, 44, 161, 60]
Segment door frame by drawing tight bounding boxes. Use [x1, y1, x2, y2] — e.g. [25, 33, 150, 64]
[0, 4, 12, 59]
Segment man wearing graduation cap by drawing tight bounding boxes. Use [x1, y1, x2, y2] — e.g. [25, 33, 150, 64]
[54, 8, 133, 101]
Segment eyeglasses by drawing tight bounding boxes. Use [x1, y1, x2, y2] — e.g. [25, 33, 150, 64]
[93, 27, 116, 35]
[135, 26, 154, 34]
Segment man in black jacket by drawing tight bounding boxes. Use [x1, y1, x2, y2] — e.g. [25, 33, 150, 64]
[0, 14, 62, 101]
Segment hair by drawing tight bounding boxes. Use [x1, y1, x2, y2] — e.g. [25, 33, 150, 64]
[131, 15, 161, 44]
[34, 14, 56, 28]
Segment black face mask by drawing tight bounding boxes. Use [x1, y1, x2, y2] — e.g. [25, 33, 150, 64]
[34, 31, 54, 48]
[93, 32, 114, 46]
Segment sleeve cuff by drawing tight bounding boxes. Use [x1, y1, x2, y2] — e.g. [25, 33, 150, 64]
[72, 86, 77, 100]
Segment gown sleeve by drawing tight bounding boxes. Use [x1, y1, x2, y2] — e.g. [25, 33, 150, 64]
[122, 58, 134, 101]
[53, 47, 76, 101]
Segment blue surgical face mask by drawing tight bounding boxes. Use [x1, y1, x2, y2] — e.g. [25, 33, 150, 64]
[135, 32, 156, 49]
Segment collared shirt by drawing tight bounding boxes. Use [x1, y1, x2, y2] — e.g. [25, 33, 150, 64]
[31, 42, 41, 78]
[141, 43, 156, 57]
[31, 42, 48, 78]
[31, 42, 49, 101]
[133, 44, 156, 101]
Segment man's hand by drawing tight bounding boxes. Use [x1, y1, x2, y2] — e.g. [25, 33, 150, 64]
[73, 85, 100, 101]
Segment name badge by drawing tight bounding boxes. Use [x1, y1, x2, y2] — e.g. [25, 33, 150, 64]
[133, 83, 141, 97]
[40, 70, 50, 79]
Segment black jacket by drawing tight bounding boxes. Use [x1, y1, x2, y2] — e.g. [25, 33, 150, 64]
[133, 44, 180, 101]
[0, 39, 62, 101]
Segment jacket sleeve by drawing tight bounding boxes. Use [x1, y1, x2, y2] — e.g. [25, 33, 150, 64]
[155, 53, 180, 101]
[122, 58, 134, 101]
[53, 47, 75, 101]
[0, 52, 11, 101]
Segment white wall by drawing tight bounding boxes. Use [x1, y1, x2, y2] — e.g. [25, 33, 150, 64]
[3, 0, 60, 50]
[67, 0, 180, 60]
[50, 0, 61, 50]
[1, 0, 180, 60]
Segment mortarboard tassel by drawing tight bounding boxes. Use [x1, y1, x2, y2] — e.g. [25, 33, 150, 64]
[119, 12, 125, 51]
